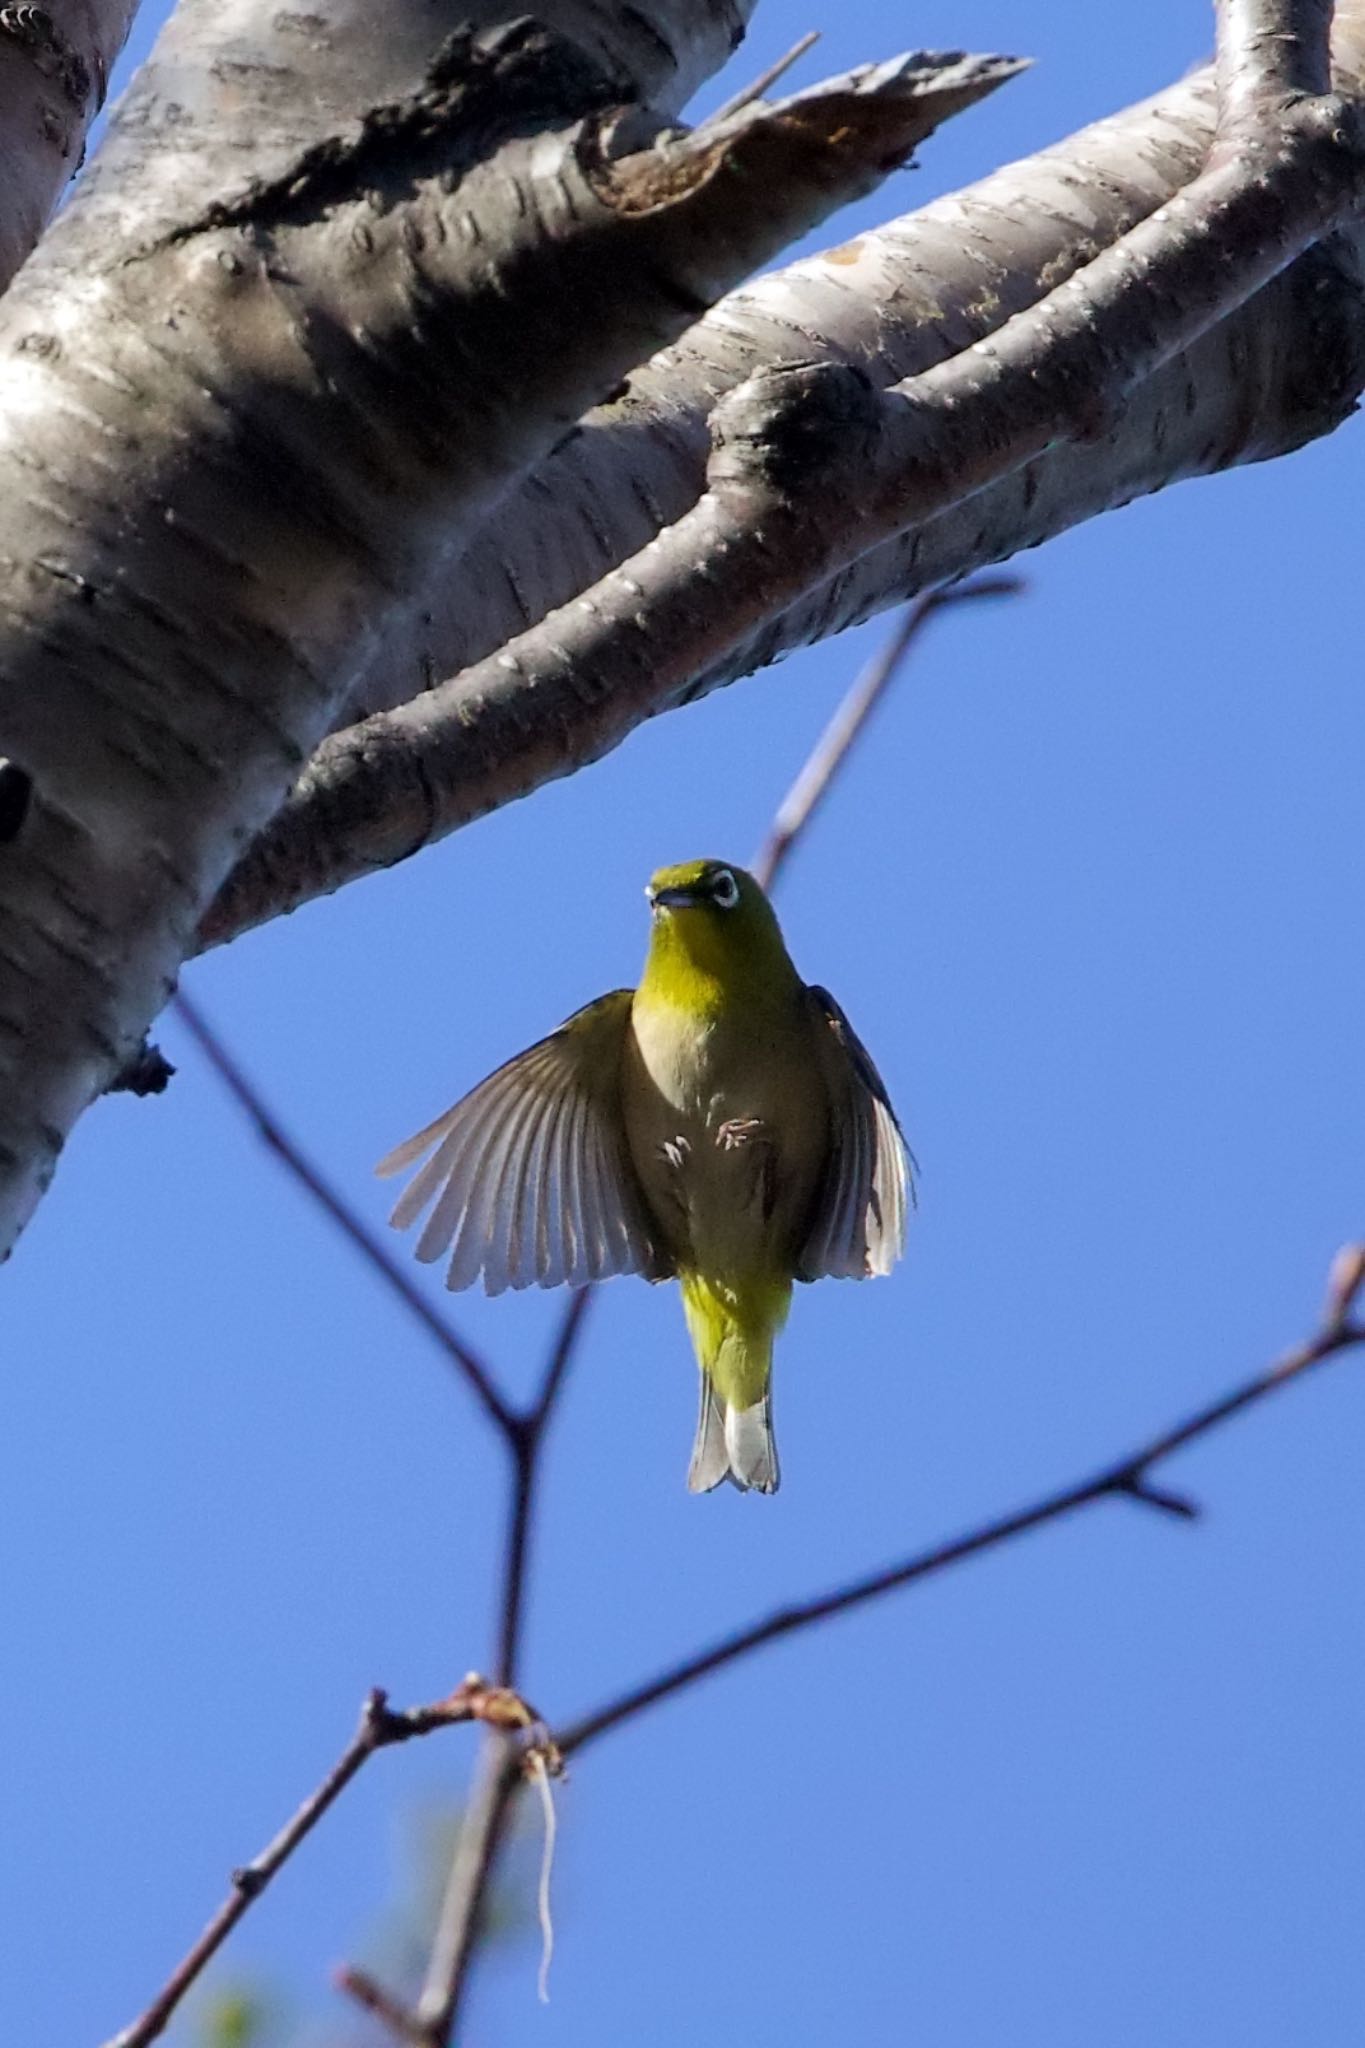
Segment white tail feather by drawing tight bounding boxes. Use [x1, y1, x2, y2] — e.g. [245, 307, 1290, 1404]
[724, 1395, 779, 1493]
[687, 1377, 730, 1493]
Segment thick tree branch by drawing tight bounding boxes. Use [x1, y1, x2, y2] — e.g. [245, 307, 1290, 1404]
[204, 11, 1365, 945]
[301, 10, 1365, 754]
[1220, 0, 1335, 115]
[555, 1249, 1365, 1757]
[103, 1675, 548, 2048]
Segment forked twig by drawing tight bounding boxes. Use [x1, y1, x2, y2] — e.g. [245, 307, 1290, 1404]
[558, 1253, 1365, 1754]
[101, 1678, 546, 2048]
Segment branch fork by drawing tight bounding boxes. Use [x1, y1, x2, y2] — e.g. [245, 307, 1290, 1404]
[202, 0, 1365, 947]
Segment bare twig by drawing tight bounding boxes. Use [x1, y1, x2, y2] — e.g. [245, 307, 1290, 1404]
[408, 1738, 526, 2044]
[707, 29, 821, 124]
[173, 990, 513, 1436]
[335, 1964, 433, 2045]
[499, 1288, 595, 1687]
[555, 1260, 1365, 1756]
[103, 1678, 534, 2048]
[750, 576, 1023, 894]
[405, 1288, 596, 2042]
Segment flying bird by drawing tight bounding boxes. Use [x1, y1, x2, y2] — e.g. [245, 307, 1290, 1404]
[378, 860, 911, 1494]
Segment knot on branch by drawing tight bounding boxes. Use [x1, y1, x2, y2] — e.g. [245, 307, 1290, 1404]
[108, 1037, 175, 1098]
[707, 360, 882, 500]
[368, 1673, 564, 1776]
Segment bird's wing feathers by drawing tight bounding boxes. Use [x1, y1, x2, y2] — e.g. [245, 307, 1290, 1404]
[377, 991, 670, 1293]
[797, 984, 913, 1281]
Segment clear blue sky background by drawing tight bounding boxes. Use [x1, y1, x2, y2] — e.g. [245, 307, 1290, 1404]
[6, 4, 1365, 2045]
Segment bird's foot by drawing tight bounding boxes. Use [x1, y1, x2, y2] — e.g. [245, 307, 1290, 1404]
[716, 1116, 769, 1151]
[658, 1135, 691, 1171]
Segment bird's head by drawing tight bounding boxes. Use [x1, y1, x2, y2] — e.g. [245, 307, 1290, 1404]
[642, 859, 793, 999]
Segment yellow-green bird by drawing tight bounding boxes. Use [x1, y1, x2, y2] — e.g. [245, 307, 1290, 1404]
[377, 860, 911, 1493]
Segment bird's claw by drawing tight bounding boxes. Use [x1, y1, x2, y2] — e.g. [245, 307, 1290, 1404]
[716, 1117, 768, 1151]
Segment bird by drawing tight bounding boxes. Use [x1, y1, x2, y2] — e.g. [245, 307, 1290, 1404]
[377, 859, 911, 1494]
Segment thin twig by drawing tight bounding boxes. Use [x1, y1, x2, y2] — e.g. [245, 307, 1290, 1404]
[707, 29, 821, 124]
[335, 1965, 433, 2045]
[173, 990, 514, 1437]
[555, 1265, 1365, 1757]
[530, 1284, 596, 1433]
[334, 1290, 595, 2047]
[401, 1287, 596, 2045]
[410, 1738, 525, 2045]
[750, 576, 1023, 894]
[498, 1288, 595, 1687]
[103, 1679, 529, 2048]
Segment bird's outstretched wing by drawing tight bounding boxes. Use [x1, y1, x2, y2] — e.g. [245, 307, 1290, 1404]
[796, 984, 913, 1282]
[377, 991, 670, 1293]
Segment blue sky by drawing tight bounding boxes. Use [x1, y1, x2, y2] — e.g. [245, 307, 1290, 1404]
[5, 4, 1365, 2045]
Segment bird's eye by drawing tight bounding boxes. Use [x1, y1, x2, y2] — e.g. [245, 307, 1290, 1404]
[710, 868, 739, 910]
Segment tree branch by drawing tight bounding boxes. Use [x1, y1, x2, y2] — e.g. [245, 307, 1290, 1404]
[383, 1286, 596, 2047]
[238, 6, 1365, 792]
[102, 1676, 543, 2048]
[207, 19, 1365, 937]
[497, 1287, 595, 1687]
[555, 1251, 1365, 1758]
[749, 576, 1022, 894]
[174, 990, 513, 1436]
[1219, 0, 1335, 117]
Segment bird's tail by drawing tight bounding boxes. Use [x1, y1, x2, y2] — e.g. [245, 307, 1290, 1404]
[681, 1270, 786, 1495]
[687, 1377, 779, 1494]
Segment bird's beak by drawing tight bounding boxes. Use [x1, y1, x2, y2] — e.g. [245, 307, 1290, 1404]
[648, 885, 702, 911]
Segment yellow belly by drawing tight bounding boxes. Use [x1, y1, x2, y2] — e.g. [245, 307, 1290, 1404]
[623, 989, 830, 1278]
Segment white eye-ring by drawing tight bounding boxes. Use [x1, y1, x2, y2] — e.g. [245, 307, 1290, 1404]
[711, 867, 739, 910]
